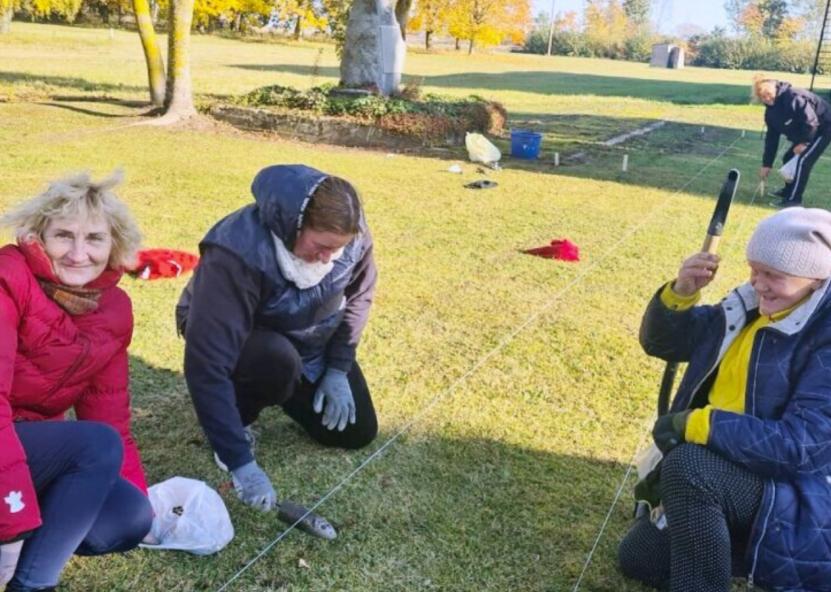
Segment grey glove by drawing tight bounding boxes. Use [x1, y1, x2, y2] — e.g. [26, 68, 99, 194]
[231, 461, 277, 512]
[313, 368, 356, 432]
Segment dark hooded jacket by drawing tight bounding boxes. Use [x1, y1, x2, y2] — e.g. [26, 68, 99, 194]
[177, 165, 377, 471]
[641, 279, 831, 591]
[763, 81, 831, 167]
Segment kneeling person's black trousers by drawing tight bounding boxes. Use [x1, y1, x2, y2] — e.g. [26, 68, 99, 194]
[233, 329, 378, 449]
[618, 444, 764, 592]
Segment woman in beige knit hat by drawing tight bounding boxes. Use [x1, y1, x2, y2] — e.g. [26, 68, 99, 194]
[619, 207, 831, 592]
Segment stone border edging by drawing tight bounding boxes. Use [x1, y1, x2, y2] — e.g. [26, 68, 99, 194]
[209, 104, 465, 151]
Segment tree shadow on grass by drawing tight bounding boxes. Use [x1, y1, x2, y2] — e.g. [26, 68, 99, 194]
[415, 71, 751, 105]
[0, 71, 145, 94]
[38, 101, 146, 118]
[229, 63, 340, 80]
[228, 64, 750, 106]
[64, 355, 655, 592]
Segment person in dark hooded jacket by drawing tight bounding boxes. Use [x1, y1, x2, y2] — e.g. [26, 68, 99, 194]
[177, 165, 378, 512]
[618, 207, 831, 592]
[754, 76, 831, 208]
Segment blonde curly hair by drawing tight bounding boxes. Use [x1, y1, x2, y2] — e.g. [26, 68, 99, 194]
[0, 170, 142, 269]
[752, 74, 778, 104]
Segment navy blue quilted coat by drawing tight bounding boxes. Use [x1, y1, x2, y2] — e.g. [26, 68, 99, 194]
[641, 280, 831, 591]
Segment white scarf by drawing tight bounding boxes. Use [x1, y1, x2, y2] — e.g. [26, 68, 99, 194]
[273, 233, 343, 289]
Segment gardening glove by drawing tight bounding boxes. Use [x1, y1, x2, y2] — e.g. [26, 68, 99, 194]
[0, 540, 23, 586]
[652, 410, 691, 455]
[231, 461, 278, 512]
[313, 368, 356, 432]
[633, 465, 662, 510]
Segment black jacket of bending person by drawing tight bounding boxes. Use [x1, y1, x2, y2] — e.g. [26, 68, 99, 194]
[176, 165, 377, 472]
[762, 81, 831, 167]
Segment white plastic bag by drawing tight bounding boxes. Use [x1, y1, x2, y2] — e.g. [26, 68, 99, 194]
[779, 156, 799, 183]
[465, 132, 501, 165]
[634, 443, 663, 480]
[139, 477, 234, 555]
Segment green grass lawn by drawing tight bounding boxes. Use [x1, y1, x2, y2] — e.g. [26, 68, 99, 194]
[1, 23, 830, 592]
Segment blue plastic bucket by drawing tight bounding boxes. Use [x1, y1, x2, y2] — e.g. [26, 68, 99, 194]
[510, 129, 542, 159]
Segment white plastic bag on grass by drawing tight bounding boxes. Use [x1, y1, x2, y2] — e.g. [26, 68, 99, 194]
[465, 132, 501, 165]
[139, 477, 233, 555]
[779, 156, 799, 183]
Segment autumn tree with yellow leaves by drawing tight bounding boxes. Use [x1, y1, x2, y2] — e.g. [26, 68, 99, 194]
[407, 0, 452, 50]
[583, 0, 628, 54]
[1, 0, 85, 32]
[443, 0, 530, 54]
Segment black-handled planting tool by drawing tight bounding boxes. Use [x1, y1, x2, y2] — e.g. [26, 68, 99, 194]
[656, 169, 740, 417]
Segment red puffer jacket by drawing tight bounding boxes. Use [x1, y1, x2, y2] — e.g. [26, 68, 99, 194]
[0, 241, 148, 543]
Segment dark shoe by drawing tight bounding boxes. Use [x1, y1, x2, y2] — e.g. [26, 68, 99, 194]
[769, 199, 802, 209]
[768, 187, 790, 199]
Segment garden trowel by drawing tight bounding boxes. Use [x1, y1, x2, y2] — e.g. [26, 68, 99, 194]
[276, 500, 337, 540]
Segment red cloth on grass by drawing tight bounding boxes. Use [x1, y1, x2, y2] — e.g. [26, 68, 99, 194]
[129, 249, 199, 280]
[522, 239, 580, 262]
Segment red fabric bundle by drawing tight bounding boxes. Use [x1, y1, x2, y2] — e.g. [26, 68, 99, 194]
[522, 239, 580, 262]
[129, 249, 200, 280]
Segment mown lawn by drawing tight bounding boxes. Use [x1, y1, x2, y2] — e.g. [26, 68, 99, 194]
[1, 23, 830, 592]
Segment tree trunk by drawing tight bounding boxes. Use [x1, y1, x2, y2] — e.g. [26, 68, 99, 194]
[163, 0, 196, 119]
[1, 6, 13, 33]
[293, 15, 302, 39]
[425, 29, 431, 50]
[455, 37, 460, 50]
[133, 0, 166, 107]
[468, 38, 473, 54]
[340, 0, 406, 95]
[394, 0, 411, 39]
[233, 11, 241, 31]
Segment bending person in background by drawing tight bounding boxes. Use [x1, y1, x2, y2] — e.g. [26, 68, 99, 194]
[177, 164, 378, 512]
[618, 208, 831, 591]
[0, 173, 152, 592]
[754, 76, 831, 208]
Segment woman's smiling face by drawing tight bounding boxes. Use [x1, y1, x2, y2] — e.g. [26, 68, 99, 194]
[749, 260, 821, 316]
[42, 214, 113, 287]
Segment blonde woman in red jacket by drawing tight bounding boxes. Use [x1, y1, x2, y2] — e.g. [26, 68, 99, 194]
[0, 172, 152, 592]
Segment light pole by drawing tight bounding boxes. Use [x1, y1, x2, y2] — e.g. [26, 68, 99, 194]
[546, 0, 555, 56]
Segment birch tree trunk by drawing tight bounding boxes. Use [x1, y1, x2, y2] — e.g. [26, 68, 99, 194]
[0, 6, 13, 33]
[133, 0, 166, 107]
[163, 0, 196, 119]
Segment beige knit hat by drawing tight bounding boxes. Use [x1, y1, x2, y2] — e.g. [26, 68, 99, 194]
[746, 207, 831, 279]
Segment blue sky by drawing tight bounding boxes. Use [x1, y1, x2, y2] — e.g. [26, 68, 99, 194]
[530, 0, 729, 35]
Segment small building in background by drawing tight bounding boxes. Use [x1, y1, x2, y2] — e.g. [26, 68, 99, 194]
[650, 43, 685, 69]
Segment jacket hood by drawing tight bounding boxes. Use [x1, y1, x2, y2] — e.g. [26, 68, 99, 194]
[775, 80, 792, 99]
[251, 164, 329, 246]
